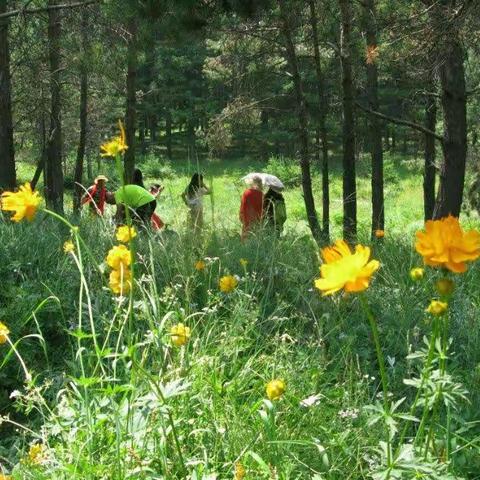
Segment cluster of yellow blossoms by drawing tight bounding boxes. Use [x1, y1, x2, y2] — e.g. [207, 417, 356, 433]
[0, 322, 10, 345]
[106, 227, 135, 295]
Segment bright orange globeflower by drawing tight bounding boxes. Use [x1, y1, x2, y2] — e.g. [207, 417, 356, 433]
[100, 120, 128, 157]
[314, 240, 380, 296]
[415, 215, 480, 273]
[374, 229, 385, 239]
[1, 183, 41, 222]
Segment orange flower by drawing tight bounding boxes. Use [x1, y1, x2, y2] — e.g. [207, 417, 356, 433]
[415, 215, 480, 273]
[366, 45, 380, 64]
[374, 229, 385, 239]
[315, 240, 380, 296]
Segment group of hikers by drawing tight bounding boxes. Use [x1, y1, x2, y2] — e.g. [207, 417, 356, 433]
[81, 169, 287, 238]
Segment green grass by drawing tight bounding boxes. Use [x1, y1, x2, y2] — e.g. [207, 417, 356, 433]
[1, 154, 480, 479]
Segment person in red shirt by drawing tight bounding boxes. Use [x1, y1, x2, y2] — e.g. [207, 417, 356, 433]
[81, 175, 110, 216]
[239, 175, 264, 240]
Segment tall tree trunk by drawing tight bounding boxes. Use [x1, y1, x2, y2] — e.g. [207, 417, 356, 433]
[31, 115, 48, 190]
[0, 0, 16, 190]
[165, 110, 172, 159]
[432, 13, 467, 218]
[73, 6, 88, 214]
[308, 0, 330, 240]
[363, 0, 384, 236]
[278, 0, 321, 242]
[124, 17, 137, 182]
[339, 0, 357, 240]
[45, 0, 64, 213]
[424, 79, 437, 221]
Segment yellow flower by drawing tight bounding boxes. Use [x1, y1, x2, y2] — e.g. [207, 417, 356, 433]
[239, 258, 248, 267]
[1, 183, 41, 222]
[0, 322, 10, 344]
[27, 443, 46, 465]
[234, 462, 246, 480]
[63, 240, 74, 254]
[415, 215, 480, 273]
[266, 379, 285, 401]
[366, 44, 380, 64]
[100, 120, 128, 157]
[0, 474, 12, 479]
[436, 278, 454, 296]
[170, 323, 191, 347]
[109, 267, 132, 295]
[426, 300, 448, 316]
[106, 245, 132, 270]
[116, 225, 137, 243]
[314, 240, 380, 296]
[410, 267, 425, 281]
[219, 275, 238, 293]
[195, 260, 206, 271]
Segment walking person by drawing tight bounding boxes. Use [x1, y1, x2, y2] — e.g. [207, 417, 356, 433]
[239, 175, 263, 240]
[181, 173, 211, 233]
[263, 187, 287, 236]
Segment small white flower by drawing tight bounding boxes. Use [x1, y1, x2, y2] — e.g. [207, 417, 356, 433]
[300, 394, 322, 408]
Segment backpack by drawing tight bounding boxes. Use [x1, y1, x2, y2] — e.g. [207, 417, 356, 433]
[273, 198, 287, 226]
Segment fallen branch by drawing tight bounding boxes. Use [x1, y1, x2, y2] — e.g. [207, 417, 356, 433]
[0, 0, 101, 20]
[355, 101, 443, 142]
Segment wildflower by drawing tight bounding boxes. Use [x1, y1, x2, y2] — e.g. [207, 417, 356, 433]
[374, 229, 385, 239]
[0, 474, 11, 479]
[195, 260, 206, 271]
[27, 443, 46, 465]
[415, 215, 480, 273]
[266, 379, 285, 401]
[314, 240, 380, 296]
[170, 323, 191, 347]
[106, 245, 132, 270]
[410, 267, 424, 281]
[426, 300, 448, 316]
[366, 44, 380, 64]
[219, 275, 238, 293]
[436, 278, 454, 296]
[100, 120, 128, 157]
[234, 462, 246, 480]
[63, 240, 74, 254]
[0, 322, 10, 344]
[116, 225, 137, 243]
[239, 258, 248, 267]
[109, 268, 132, 295]
[1, 183, 41, 222]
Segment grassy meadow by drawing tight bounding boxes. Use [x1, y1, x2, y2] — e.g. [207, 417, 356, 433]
[1, 152, 480, 479]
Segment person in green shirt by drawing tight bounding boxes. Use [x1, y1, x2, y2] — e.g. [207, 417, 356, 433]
[114, 184, 156, 225]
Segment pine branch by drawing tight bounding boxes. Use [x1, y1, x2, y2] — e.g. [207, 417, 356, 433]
[355, 101, 443, 142]
[0, 0, 101, 20]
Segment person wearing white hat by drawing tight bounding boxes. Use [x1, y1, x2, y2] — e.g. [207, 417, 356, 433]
[81, 175, 110, 216]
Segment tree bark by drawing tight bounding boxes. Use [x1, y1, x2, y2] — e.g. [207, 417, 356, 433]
[31, 114, 48, 190]
[308, 0, 329, 241]
[165, 110, 172, 159]
[278, 0, 321, 243]
[45, 0, 64, 213]
[73, 6, 88, 214]
[0, 0, 16, 190]
[433, 20, 467, 218]
[363, 0, 384, 236]
[424, 77, 437, 221]
[339, 0, 357, 241]
[124, 17, 137, 183]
